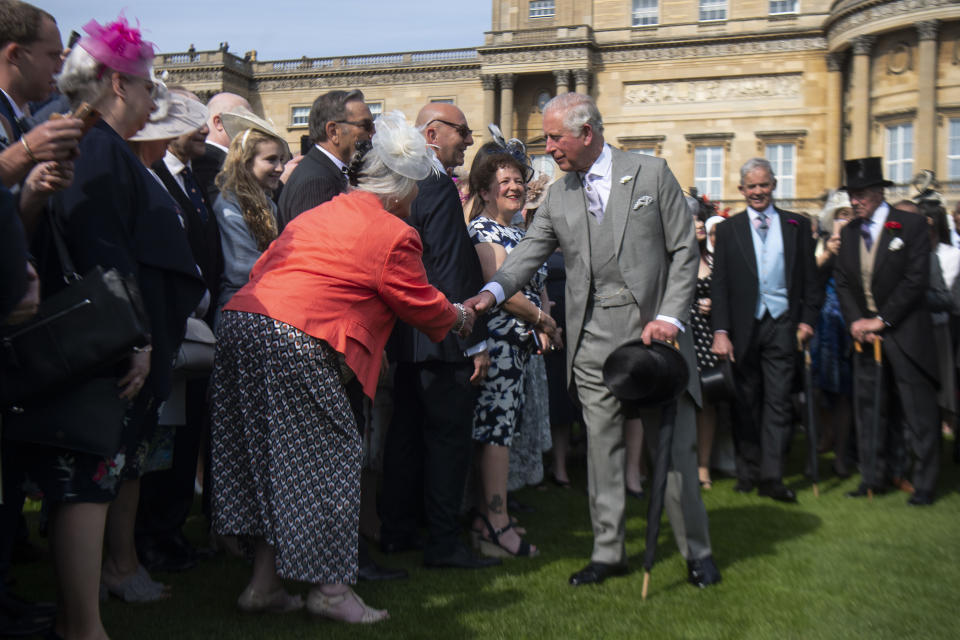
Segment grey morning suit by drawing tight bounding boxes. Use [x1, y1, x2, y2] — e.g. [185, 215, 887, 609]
[492, 147, 713, 565]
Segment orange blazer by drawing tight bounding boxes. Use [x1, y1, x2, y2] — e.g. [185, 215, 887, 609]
[225, 190, 457, 398]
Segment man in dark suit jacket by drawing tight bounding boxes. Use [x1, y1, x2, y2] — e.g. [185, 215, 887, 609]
[192, 92, 251, 203]
[711, 157, 821, 503]
[379, 103, 497, 570]
[834, 157, 940, 505]
[276, 89, 372, 231]
[137, 94, 223, 573]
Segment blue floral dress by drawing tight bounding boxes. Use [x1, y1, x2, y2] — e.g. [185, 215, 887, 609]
[468, 216, 547, 446]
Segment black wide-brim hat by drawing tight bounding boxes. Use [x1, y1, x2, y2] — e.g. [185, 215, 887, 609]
[700, 359, 735, 404]
[840, 157, 894, 191]
[602, 339, 689, 408]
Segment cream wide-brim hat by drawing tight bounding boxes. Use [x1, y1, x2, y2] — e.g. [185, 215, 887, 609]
[130, 86, 209, 141]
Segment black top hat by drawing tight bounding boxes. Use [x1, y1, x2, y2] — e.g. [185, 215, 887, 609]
[699, 358, 735, 404]
[602, 339, 689, 408]
[841, 157, 894, 191]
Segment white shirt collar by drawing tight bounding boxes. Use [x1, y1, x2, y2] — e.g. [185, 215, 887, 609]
[583, 144, 612, 182]
[316, 144, 347, 172]
[747, 204, 777, 220]
[162, 150, 190, 176]
[206, 140, 228, 154]
[0, 88, 26, 120]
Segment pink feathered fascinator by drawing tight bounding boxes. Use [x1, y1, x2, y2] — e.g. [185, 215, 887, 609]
[77, 16, 156, 79]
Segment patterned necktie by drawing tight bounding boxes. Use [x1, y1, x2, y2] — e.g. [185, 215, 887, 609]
[861, 218, 874, 251]
[582, 173, 604, 223]
[754, 212, 769, 241]
[181, 165, 209, 223]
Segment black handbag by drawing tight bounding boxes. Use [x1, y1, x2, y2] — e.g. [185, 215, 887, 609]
[0, 212, 150, 406]
[2, 377, 130, 457]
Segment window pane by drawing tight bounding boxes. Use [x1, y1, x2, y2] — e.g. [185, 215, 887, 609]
[886, 123, 914, 184]
[291, 106, 309, 126]
[632, 0, 658, 26]
[769, 0, 797, 14]
[765, 143, 796, 199]
[695, 146, 723, 199]
[948, 119, 960, 180]
[367, 102, 383, 117]
[630, 147, 657, 156]
[531, 154, 557, 181]
[700, 0, 727, 21]
[530, 1, 555, 18]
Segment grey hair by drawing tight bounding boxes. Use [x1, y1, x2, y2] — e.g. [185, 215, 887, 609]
[309, 89, 365, 142]
[353, 147, 417, 205]
[57, 46, 112, 108]
[543, 92, 604, 135]
[740, 157, 775, 184]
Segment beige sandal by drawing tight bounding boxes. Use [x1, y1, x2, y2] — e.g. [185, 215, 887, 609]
[237, 586, 304, 613]
[307, 587, 388, 624]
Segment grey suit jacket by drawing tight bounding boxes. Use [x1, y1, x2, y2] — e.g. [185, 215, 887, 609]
[492, 147, 701, 403]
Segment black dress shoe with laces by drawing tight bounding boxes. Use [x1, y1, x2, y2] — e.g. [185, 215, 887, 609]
[758, 482, 797, 503]
[568, 562, 628, 586]
[907, 490, 934, 506]
[424, 543, 501, 569]
[687, 555, 722, 588]
[357, 561, 408, 581]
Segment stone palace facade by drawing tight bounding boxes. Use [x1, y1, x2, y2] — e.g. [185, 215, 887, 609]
[155, 0, 960, 212]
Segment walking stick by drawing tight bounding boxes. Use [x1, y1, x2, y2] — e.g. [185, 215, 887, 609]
[853, 338, 883, 501]
[641, 398, 676, 601]
[800, 340, 819, 497]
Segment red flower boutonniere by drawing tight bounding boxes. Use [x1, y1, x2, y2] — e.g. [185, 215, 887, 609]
[885, 221, 902, 232]
[884, 221, 905, 251]
[787, 219, 799, 226]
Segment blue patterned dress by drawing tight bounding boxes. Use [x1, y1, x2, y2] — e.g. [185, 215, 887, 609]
[468, 216, 547, 446]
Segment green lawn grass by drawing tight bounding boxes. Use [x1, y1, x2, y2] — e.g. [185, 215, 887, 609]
[12, 437, 959, 639]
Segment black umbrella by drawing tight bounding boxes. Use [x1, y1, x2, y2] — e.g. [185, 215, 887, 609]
[641, 399, 677, 601]
[801, 343, 819, 497]
[854, 339, 883, 501]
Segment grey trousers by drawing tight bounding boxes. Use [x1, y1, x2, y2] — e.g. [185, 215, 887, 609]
[572, 302, 713, 565]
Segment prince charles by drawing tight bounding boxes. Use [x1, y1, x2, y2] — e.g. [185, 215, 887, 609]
[467, 93, 719, 588]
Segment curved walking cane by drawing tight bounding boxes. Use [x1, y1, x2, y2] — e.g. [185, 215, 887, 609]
[799, 340, 819, 497]
[853, 339, 883, 501]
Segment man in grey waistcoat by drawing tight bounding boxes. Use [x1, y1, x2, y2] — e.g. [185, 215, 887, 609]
[466, 93, 720, 587]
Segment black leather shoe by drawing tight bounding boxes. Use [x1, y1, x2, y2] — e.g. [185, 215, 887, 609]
[758, 482, 797, 503]
[568, 562, 628, 586]
[845, 483, 887, 498]
[138, 536, 198, 573]
[357, 561, 408, 581]
[626, 488, 645, 501]
[424, 544, 501, 569]
[907, 490, 934, 506]
[687, 555, 722, 589]
[733, 479, 754, 493]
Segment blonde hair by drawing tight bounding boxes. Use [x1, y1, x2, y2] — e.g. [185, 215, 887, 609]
[215, 129, 288, 251]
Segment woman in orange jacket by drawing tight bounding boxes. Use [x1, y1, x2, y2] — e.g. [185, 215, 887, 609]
[210, 112, 474, 624]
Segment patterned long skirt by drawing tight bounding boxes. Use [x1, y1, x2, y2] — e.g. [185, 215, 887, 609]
[210, 310, 360, 584]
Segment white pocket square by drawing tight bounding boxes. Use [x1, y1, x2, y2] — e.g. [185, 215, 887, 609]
[888, 237, 904, 251]
[620, 175, 633, 184]
[633, 195, 654, 210]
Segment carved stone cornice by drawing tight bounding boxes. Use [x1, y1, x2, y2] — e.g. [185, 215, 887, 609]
[481, 46, 591, 66]
[827, 0, 957, 49]
[851, 35, 876, 55]
[253, 68, 479, 91]
[917, 19, 940, 41]
[684, 132, 734, 152]
[480, 74, 497, 91]
[161, 69, 226, 84]
[499, 73, 516, 90]
[624, 74, 802, 106]
[600, 36, 826, 64]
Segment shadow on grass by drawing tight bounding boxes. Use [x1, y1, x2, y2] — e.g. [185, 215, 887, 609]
[704, 504, 822, 567]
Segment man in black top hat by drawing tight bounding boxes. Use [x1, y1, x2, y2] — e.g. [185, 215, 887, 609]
[834, 157, 940, 505]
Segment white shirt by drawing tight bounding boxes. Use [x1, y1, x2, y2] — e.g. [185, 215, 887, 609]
[0, 88, 26, 120]
[580, 143, 613, 217]
[316, 144, 348, 173]
[863, 202, 890, 248]
[162, 150, 192, 197]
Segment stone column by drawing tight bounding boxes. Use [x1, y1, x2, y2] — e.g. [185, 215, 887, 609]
[826, 52, 845, 186]
[481, 75, 497, 131]
[499, 73, 515, 138]
[850, 35, 875, 158]
[553, 69, 571, 95]
[916, 20, 939, 172]
[574, 69, 591, 96]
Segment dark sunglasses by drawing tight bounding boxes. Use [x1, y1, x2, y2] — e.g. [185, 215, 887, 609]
[429, 119, 472, 139]
[335, 119, 375, 133]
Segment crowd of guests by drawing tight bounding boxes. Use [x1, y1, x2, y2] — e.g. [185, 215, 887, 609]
[0, 3, 957, 638]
